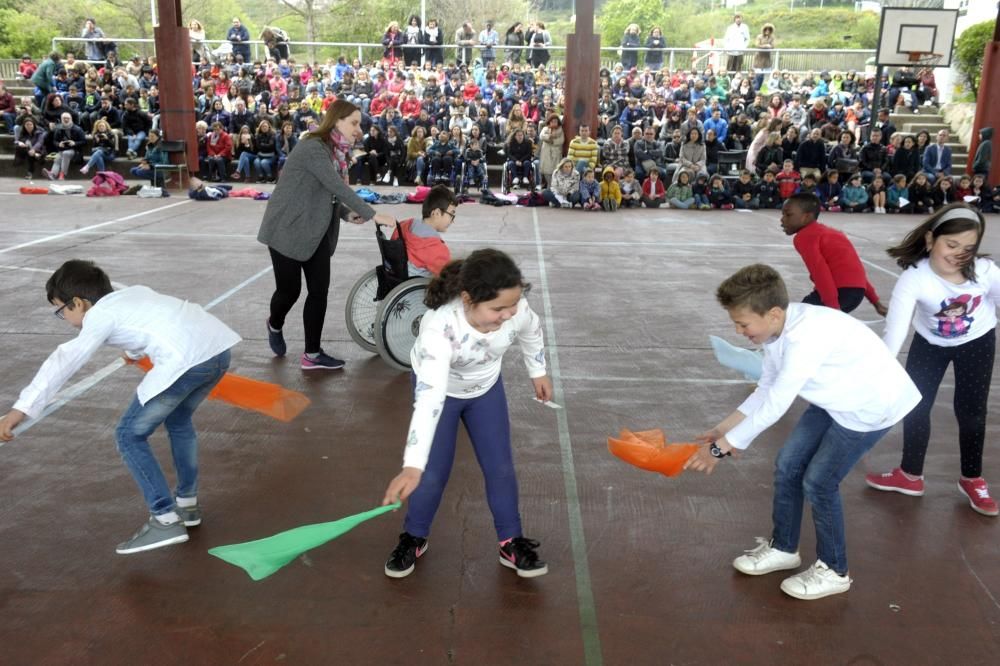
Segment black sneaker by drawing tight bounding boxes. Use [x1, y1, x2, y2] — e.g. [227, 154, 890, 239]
[300, 350, 345, 370]
[384, 532, 428, 578]
[266, 319, 286, 357]
[498, 537, 548, 578]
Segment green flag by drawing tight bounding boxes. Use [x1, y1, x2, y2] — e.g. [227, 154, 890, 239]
[208, 502, 401, 580]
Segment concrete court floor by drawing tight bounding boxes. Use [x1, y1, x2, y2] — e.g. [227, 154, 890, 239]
[0, 179, 998, 666]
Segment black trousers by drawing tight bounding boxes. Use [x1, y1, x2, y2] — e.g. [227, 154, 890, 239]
[901, 330, 995, 478]
[267, 214, 338, 354]
[802, 287, 864, 313]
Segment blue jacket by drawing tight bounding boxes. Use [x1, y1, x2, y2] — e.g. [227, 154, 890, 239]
[921, 144, 952, 175]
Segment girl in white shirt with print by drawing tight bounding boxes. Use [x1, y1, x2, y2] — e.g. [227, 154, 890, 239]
[381, 249, 553, 579]
[866, 204, 1000, 516]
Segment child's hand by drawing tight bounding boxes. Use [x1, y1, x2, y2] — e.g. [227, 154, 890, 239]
[0, 409, 26, 441]
[382, 467, 422, 505]
[532, 375, 554, 402]
[373, 213, 398, 229]
[873, 300, 889, 317]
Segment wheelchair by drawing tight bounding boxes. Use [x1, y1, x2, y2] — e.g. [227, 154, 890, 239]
[456, 160, 488, 194]
[500, 159, 534, 195]
[345, 226, 432, 372]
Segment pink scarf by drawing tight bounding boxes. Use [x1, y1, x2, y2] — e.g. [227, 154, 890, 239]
[329, 129, 351, 177]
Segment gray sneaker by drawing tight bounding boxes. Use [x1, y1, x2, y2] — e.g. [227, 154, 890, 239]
[177, 503, 202, 527]
[115, 516, 189, 555]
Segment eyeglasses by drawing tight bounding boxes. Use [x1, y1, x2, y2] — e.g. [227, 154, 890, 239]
[54, 302, 70, 319]
[443, 209, 456, 220]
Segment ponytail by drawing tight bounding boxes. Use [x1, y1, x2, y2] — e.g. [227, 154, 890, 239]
[423, 249, 530, 310]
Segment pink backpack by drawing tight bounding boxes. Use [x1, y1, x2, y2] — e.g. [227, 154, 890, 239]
[87, 171, 128, 197]
[404, 185, 431, 203]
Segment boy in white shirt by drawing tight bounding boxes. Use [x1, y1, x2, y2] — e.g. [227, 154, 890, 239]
[685, 263, 920, 600]
[0, 260, 240, 555]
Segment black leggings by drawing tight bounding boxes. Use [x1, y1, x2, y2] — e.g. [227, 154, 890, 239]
[901, 330, 995, 478]
[802, 287, 865, 313]
[267, 224, 336, 354]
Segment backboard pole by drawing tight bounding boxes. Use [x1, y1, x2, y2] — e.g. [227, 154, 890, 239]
[871, 65, 885, 118]
[968, 1, 1000, 186]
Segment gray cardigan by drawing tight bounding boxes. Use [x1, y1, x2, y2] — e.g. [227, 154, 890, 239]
[257, 136, 377, 261]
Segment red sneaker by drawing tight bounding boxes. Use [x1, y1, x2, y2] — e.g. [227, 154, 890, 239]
[865, 468, 924, 496]
[958, 478, 999, 516]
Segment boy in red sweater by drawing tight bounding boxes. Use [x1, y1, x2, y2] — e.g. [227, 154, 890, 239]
[392, 185, 458, 277]
[780, 192, 887, 316]
[776, 159, 801, 202]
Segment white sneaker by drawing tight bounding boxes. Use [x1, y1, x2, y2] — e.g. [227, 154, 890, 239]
[382, 172, 391, 184]
[393, 177, 399, 187]
[780, 560, 852, 600]
[733, 537, 802, 575]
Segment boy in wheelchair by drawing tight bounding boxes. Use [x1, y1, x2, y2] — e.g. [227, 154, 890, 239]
[390, 185, 460, 278]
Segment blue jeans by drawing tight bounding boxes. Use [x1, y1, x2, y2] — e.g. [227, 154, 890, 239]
[236, 151, 256, 177]
[115, 350, 230, 516]
[85, 148, 113, 172]
[771, 404, 890, 575]
[254, 155, 275, 179]
[404, 375, 522, 541]
[126, 131, 147, 154]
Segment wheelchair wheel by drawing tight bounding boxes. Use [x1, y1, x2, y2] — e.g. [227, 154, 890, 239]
[500, 161, 510, 195]
[374, 277, 432, 371]
[345, 268, 379, 353]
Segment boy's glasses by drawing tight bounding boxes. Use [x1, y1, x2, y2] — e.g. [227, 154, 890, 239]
[54, 302, 70, 319]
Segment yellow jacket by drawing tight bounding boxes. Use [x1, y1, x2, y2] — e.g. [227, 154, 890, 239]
[599, 167, 621, 204]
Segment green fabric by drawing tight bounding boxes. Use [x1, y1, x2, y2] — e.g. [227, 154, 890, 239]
[208, 502, 401, 580]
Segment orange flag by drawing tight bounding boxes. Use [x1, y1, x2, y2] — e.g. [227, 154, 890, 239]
[133, 357, 310, 422]
[607, 428, 698, 477]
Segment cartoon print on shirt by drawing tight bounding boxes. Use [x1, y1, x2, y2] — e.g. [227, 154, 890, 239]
[933, 294, 982, 339]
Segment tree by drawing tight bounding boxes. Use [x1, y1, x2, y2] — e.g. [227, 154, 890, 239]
[955, 20, 994, 99]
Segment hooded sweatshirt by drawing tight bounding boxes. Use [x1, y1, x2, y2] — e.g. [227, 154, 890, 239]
[973, 127, 992, 175]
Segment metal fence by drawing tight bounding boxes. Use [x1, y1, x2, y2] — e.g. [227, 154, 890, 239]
[50, 37, 875, 75]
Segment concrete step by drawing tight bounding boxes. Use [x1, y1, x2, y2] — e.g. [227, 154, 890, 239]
[902, 122, 950, 134]
[0, 153, 138, 181]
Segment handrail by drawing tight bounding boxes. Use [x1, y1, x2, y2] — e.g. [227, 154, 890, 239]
[51, 36, 874, 72]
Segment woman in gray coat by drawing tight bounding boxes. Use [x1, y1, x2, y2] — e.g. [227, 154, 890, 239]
[258, 100, 397, 370]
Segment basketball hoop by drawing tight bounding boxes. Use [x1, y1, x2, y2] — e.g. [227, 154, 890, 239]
[907, 51, 943, 68]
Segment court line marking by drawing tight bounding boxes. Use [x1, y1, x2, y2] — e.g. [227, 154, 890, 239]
[532, 209, 602, 666]
[860, 257, 902, 279]
[0, 200, 191, 257]
[5, 265, 272, 441]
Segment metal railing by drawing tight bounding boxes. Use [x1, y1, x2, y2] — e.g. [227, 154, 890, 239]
[51, 37, 875, 74]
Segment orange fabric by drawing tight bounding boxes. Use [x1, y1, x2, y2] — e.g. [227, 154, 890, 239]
[607, 428, 698, 477]
[130, 356, 309, 422]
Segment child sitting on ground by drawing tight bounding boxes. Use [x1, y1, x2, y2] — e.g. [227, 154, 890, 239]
[797, 172, 818, 197]
[815, 169, 842, 212]
[619, 168, 642, 208]
[391, 185, 459, 277]
[641, 167, 667, 208]
[932, 176, 954, 209]
[693, 173, 711, 210]
[757, 168, 781, 209]
[600, 166, 622, 211]
[869, 174, 888, 214]
[909, 172, 935, 214]
[887, 173, 911, 214]
[462, 138, 488, 193]
[0, 260, 240, 555]
[732, 169, 759, 209]
[708, 174, 736, 210]
[580, 168, 601, 210]
[776, 159, 801, 202]
[841, 173, 868, 213]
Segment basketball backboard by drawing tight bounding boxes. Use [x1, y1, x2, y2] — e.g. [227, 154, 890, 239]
[876, 7, 959, 67]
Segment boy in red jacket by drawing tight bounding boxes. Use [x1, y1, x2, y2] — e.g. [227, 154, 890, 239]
[776, 159, 801, 202]
[780, 192, 887, 316]
[392, 185, 459, 277]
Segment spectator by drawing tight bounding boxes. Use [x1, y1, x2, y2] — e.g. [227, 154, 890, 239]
[423, 19, 444, 66]
[973, 127, 992, 178]
[121, 98, 152, 159]
[641, 167, 666, 208]
[19, 54, 38, 80]
[620, 24, 642, 71]
[260, 26, 290, 61]
[872, 108, 895, 145]
[677, 127, 707, 182]
[455, 22, 477, 66]
[724, 14, 750, 72]
[645, 27, 666, 72]
[756, 131, 784, 176]
[13, 117, 46, 179]
[128, 128, 168, 184]
[276, 120, 298, 175]
[568, 123, 599, 176]
[227, 18, 251, 64]
[232, 125, 257, 180]
[921, 129, 952, 183]
[402, 16, 423, 67]
[205, 121, 234, 182]
[189, 20, 208, 64]
[506, 128, 534, 186]
[527, 22, 551, 69]
[891, 135, 920, 183]
[858, 128, 887, 183]
[704, 128, 722, 175]
[0, 83, 15, 135]
[538, 115, 564, 187]
[30, 52, 62, 105]
[633, 126, 664, 181]
[80, 118, 117, 175]
[667, 169, 695, 209]
[479, 21, 499, 66]
[796, 127, 827, 182]
[704, 107, 729, 144]
[601, 124, 630, 178]
[505, 23, 525, 64]
[382, 21, 404, 68]
[753, 23, 775, 84]
[81, 18, 106, 62]
[542, 157, 581, 207]
[253, 119, 277, 182]
[828, 130, 858, 175]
